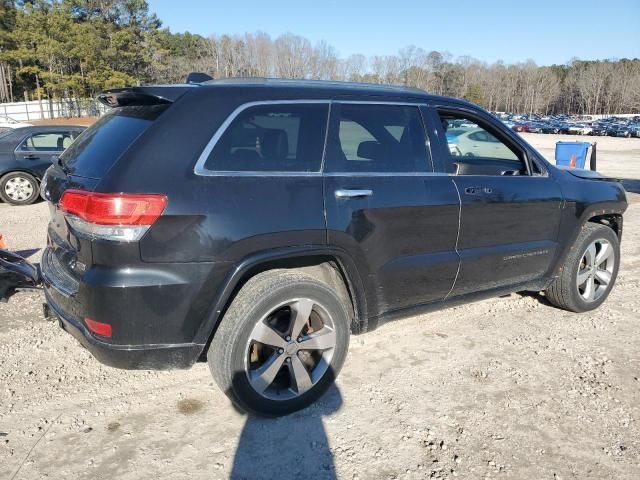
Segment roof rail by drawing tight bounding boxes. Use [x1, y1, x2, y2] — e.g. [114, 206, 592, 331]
[208, 77, 427, 95]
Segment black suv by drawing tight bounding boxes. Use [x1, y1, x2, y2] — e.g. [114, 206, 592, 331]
[19, 78, 629, 415]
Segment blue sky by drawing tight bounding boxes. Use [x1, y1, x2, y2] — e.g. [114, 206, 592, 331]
[148, 0, 640, 66]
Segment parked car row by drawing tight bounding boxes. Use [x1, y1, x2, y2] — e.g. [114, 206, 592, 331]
[493, 113, 640, 138]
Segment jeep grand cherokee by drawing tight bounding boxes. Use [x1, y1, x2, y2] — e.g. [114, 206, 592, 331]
[30, 78, 627, 416]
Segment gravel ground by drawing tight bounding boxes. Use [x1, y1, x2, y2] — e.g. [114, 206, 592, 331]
[0, 134, 639, 479]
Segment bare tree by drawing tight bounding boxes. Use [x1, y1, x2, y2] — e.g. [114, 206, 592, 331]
[274, 33, 313, 79]
[7, 8, 639, 115]
[339, 54, 367, 82]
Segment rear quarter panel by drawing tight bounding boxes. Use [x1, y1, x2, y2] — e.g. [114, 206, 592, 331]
[92, 87, 327, 345]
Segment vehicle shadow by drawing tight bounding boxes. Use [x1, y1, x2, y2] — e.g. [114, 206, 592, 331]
[228, 376, 342, 480]
[621, 178, 640, 194]
[516, 290, 553, 307]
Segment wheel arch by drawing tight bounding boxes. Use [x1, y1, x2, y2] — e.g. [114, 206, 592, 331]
[196, 247, 369, 360]
[0, 168, 42, 182]
[587, 212, 623, 239]
[548, 204, 625, 283]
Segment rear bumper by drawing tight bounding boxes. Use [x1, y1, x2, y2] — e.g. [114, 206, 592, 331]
[40, 244, 213, 370]
[46, 290, 203, 369]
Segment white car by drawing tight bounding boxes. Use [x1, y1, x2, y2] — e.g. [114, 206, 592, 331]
[0, 116, 32, 133]
[445, 128, 516, 159]
[568, 124, 593, 135]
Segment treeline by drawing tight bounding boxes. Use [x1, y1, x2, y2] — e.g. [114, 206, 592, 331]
[1, 0, 639, 114]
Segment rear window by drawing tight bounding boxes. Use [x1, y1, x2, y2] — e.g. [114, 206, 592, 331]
[203, 103, 329, 173]
[19, 132, 75, 152]
[60, 105, 167, 178]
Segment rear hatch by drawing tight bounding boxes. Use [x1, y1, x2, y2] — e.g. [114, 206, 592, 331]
[42, 87, 189, 293]
[46, 85, 191, 196]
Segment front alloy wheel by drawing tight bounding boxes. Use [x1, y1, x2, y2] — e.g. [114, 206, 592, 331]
[545, 223, 620, 312]
[576, 239, 615, 303]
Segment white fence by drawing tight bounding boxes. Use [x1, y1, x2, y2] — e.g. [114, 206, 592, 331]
[0, 99, 107, 121]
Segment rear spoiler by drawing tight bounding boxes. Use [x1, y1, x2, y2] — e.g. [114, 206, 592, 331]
[97, 85, 195, 108]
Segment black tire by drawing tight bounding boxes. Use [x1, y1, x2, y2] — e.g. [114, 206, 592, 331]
[0, 172, 39, 206]
[207, 269, 351, 416]
[545, 223, 620, 312]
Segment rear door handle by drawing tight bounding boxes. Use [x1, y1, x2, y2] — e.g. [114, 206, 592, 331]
[24, 154, 39, 160]
[464, 186, 493, 195]
[334, 189, 373, 199]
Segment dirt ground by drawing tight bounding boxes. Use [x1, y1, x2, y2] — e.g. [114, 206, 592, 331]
[1, 134, 639, 479]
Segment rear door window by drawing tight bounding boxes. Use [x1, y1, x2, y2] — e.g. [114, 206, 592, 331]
[325, 103, 430, 173]
[60, 105, 167, 179]
[19, 132, 68, 152]
[203, 103, 329, 173]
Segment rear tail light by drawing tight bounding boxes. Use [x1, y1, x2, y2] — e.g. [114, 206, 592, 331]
[60, 190, 167, 242]
[84, 317, 112, 337]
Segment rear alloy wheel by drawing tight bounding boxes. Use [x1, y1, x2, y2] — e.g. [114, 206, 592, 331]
[0, 172, 39, 206]
[208, 270, 350, 416]
[545, 223, 620, 312]
[245, 298, 337, 400]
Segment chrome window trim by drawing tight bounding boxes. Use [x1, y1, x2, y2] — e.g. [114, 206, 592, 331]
[14, 148, 62, 155]
[195, 171, 324, 177]
[193, 100, 331, 177]
[193, 99, 432, 177]
[334, 100, 427, 106]
[318, 102, 333, 173]
[325, 171, 448, 177]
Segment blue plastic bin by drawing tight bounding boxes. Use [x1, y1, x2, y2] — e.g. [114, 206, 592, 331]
[555, 142, 590, 169]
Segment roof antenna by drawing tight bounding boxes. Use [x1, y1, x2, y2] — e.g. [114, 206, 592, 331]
[186, 72, 214, 84]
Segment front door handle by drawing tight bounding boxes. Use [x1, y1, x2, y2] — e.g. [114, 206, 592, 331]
[335, 189, 373, 199]
[464, 186, 493, 195]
